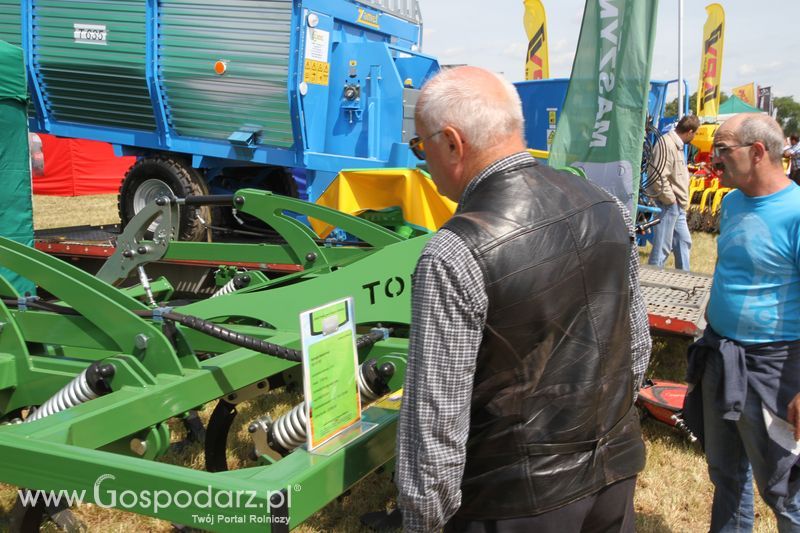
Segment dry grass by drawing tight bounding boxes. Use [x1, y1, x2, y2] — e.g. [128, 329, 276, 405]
[0, 198, 780, 531]
[32, 194, 119, 230]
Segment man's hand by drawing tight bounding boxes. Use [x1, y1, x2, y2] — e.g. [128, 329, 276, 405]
[787, 393, 800, 441]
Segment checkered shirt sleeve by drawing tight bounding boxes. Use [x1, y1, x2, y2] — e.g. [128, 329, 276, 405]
[613, 197, 653, 395]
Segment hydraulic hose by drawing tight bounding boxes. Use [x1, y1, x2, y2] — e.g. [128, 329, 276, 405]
[159, 310, 303, 362]
[2, 298, 391, 363]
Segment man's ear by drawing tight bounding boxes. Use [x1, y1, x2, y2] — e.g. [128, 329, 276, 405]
[752, 141, 767, 163]
[442, 126, 465, 160]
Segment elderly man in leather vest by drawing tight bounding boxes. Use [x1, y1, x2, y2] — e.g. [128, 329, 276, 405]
[396, 66, 651, 532]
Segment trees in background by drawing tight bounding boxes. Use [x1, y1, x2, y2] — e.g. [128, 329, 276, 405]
[664, 91, 728, 118]
[775, 96, 800, 136]
[663, 91, 799, 136]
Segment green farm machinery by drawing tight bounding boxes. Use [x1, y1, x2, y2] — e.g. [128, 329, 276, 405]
[0, 190, 422, 531]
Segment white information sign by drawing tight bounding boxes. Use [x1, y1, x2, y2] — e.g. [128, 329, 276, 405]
[304, 28, 330, 63]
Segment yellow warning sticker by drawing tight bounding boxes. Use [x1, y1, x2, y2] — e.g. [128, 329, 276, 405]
[548, 108, 557, 126]
[304, 59, 330, 86]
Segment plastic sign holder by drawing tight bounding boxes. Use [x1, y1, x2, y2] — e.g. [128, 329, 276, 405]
[299, 297, 374, 454]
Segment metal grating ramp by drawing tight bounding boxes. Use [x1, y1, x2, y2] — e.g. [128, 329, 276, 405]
[35, 225, 119, 244]
[640, 266, 713, 338]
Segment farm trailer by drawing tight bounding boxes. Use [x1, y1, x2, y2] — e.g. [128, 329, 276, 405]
[1, 0, 437, 240]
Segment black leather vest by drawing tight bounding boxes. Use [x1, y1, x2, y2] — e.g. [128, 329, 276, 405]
[444, 161, 646, 520]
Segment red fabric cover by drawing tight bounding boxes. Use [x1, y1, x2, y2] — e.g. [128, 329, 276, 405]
[32, 134, 135, 196]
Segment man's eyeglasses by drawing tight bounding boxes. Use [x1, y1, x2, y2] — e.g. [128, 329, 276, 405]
[408, 130, 443, 160]
[712, 143, 753, 158]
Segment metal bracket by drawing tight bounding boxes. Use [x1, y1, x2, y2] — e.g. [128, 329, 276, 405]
[95, 197, 180, 285]
[248, 415, 282, 464]
[224, 379, 270, 405]
[227, 125, 263, 146]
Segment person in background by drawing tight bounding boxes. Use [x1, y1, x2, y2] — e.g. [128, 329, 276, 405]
[783, 134, 800, 185]
[683, 113, 800, 532]
[646, 114, 701, 271]
[396, 66, 651, 533]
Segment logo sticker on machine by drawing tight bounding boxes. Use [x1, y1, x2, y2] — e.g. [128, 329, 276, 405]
[356, 8, 380, 29]
[303, 28, 330, 86]
[73, 23, 108, 45]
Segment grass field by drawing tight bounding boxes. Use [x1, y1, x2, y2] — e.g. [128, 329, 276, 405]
[1, 196, 780, 532]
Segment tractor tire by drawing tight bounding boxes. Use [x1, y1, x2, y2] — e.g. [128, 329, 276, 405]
[118, 156, 210, 242]
[213, 166, 297, 236]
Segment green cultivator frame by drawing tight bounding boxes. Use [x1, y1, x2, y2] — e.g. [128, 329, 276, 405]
[0, 190, 426, 531]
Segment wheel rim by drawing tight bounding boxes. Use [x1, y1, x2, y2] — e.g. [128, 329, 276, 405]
[132, 178, 175, 233]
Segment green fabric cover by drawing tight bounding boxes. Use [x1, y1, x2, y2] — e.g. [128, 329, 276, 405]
[0, 40, 34, 296]
[719, 95, 762, 115]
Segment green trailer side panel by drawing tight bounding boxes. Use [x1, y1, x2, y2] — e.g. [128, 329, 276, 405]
[0, 41, 34, 296]
[159, 0, 294, 147]
[0, 1, 22, 47]
[32, 0, 156, 131]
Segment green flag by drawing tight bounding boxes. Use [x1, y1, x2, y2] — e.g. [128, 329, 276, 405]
[548, 0, 658, 216]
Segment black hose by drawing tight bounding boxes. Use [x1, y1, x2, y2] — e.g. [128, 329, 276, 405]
[356, 329, 389, 350]
[2, 297, 80, 315]
[641, 123, 668, 196]
[160, 311, 303, 362]
[158, 311, 392, 363]
[2, 299, 391, 363]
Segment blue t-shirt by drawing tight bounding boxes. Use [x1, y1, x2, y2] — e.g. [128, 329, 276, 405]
[706, 183, 800, 344]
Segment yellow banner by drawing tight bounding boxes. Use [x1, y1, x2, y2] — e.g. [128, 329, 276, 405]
[696, 3, 725, 117]
[732, 82, 755, 106]
[523, 0, 549, 80]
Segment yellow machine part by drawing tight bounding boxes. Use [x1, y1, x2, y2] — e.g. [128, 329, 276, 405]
[710, 187, 731, 215]
[691, 123, 718, 155]
[697, 178, 720, 214]
[310, 169, 457, 237]
[312, 150, 551, 238]
[688, 175, 708, 206]
[528, 148, 549, 161]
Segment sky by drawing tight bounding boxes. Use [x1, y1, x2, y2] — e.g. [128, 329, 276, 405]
[418, 1, 798, 103]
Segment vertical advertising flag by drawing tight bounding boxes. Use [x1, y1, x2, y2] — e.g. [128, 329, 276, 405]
[732, 82, 755, 106]
[696, 3, 725, 117]
[523, 0, 549, 80]
[548, 0, 659, 215]
[758, 86, 773, 115]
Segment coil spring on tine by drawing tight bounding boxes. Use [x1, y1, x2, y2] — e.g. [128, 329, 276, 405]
[27, 369, 97, 423]
[212, 277, 239, 298]
[271, 403, 308, 451]
[269, 363, 385, 451]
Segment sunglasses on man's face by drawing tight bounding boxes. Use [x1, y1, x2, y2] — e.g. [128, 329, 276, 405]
[711, 143, 753, 159]
[408, 130, 443, 160]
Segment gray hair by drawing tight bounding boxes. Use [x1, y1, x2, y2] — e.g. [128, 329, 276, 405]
[416, 68, 524, 152]
[736, 114, 785, 164]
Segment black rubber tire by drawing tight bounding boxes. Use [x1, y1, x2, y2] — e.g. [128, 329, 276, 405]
[213, 166, 297, 235]
[118, 156, 210, 242]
